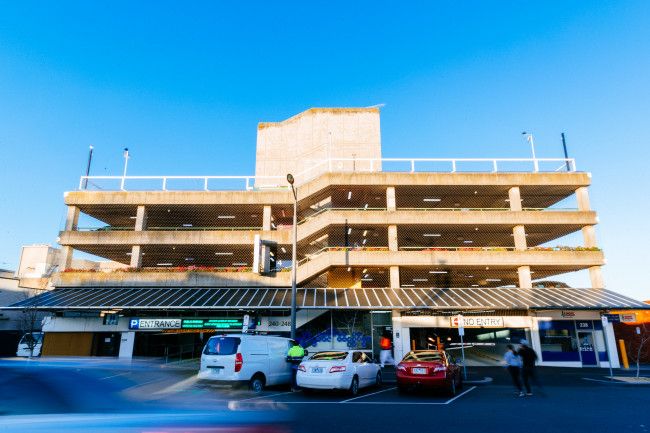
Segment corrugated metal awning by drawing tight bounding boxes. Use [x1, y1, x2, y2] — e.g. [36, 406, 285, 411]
[6, 287, 647, 311]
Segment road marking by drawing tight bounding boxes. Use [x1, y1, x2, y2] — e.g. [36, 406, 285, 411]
[237, 391, 293, 402]
[582, 377, 650, 385]
[99, 372, 130, 380]
[339, 386, 397, 403]
[444, 385, 477, 404]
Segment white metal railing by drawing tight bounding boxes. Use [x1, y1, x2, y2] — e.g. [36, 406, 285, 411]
[78, 157, 577, 191]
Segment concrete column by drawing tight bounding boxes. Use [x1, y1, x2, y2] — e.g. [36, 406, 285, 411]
[390, 266, 400, 288]
[508, 187, 522, 211]
[589, 266, 604, 288]
[59, 246, 74, 270]
[386, 186, 396, 211]
[118, 331, 136, 359]
[391, 310, 405, 363]
[134, 205, 147, 231]
[513, 225, 527, 251]
[576, 187, 591, 211]
[603, 322, 620, 368]
[262, 205, 272, 231]
[518, 265, 532, 288]
[64, 206, 80, 231]
[388, 225, 398, 252]
[130, 245, 143, 268]
[582, 225, 597, 248]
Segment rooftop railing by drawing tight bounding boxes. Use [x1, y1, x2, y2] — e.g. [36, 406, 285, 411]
[78, 157, 577, 191]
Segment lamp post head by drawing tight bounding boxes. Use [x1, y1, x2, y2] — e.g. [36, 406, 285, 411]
[286, 174, 294, 185]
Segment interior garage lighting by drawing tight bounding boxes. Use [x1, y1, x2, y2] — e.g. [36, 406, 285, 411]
[215, 252, 234, 256]
[281, 247, 287, 253]
[182, 224, 193, 227]
[363, 230, 368, 236]
[401, 284, 415, 287]
[413, 278, 428, 282]
[486, 279, 502, 282]
[361, 278, 373, 281]
[362, 239, 367, 245]
[471, 284, 479, 287]
[423, 233, 441, 237]
[347, 191, 352, 200]
[463, 240, 473, 244]
[364, 203, 368, 209]
[157, 263, 173, 266]
[429, 270, 448, 274]
[185, 258, 195, 261]
[218, 215, 236, 219]
[232, 262, 248, 266]
[423, 198, 441, 202]
[347, 228, 352, 235]
[465, 275, 474, 278]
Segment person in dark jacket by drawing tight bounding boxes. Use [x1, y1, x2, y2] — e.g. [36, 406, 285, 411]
[518, 339, 539, 396]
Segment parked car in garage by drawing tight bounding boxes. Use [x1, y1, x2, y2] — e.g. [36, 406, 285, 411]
[396, 350, 463, 395]
[198, 334, 297, 393]
[297, 350, 381, 395]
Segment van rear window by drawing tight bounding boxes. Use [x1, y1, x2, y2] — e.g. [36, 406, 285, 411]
[204, 337, 241, 355]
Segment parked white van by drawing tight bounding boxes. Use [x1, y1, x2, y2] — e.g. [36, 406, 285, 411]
[198, 334, 298, 392]
[16, 332, 43, 357]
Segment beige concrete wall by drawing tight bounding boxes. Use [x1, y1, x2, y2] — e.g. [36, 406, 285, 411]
[59, 230, 290, 246]
[255, 108, 382, 185]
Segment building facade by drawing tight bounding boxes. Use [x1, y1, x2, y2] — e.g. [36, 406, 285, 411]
[10, 107, 647, 366]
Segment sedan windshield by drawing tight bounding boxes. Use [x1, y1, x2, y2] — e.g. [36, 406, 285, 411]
[310, 351, 348, 361]
[403, 351, 444, 362]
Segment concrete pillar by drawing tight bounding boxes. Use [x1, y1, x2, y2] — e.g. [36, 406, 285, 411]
[118, 331, 136, 359]
[508, 187, 522, 211]
[576, 187, 591, 211]
[64, 206, 80, 231]
[391, 310, 405, 363]
[388, 225, 398, 252]
[589, 266, 604, 288]
[130, 245, 143, 268]
[518, 265, 532, 288]
[59, 246, 74, 270]
[262, 205, 272, 231]
[603, 322, 621, 368]
[390, 266, 400, 288]
[386, 186, 396, 211]
[134, 205, 147, 231]
[513, 225, 527, 251]
[582, 225, 597, 248]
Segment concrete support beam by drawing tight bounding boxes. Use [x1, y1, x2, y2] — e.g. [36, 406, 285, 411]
[589, 266, 604, 288]
[582, 225, 597, 248]
[129, 245, 143, 268]
[134, 205, 147, 231]
[386, 186, 396, 211]
[262, 205, 272, 231]
[576, 187, 591, 211]
[513, 225, 527, 251]
[59, 246, 74, 271]
[64, 206, 80, 231]
[518, 265, 532, 288]
[508, 187, 522, 211]
[388, 225, 398, 252]
[390, 265, 400, 288]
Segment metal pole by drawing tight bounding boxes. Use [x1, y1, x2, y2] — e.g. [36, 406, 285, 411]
[83, 145, 94, 189]
[290, 184, 298, 340]
[601, 315, 614, 379]
[459, 314, 467, 380]
[121, 148, 129, 191]
[561, 133, 570, 171]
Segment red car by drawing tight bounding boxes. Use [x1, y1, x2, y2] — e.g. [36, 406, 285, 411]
[396, 350, 463, 395]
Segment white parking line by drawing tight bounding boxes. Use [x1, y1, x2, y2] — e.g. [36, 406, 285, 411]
[443, 386, 477, 404]
[237, 391, 294, 402]
[339, 387, 397, 403]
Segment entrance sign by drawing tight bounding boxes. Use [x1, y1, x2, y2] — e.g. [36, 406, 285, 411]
[130, 318, 181, 330]
[129, 317, 259, 330]
[450, 316, 504, 328]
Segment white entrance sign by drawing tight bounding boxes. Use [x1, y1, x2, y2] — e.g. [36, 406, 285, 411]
[449, 316, 504, 328]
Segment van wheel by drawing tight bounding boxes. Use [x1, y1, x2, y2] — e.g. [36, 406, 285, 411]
[349, 376, 359, 396]
[249, 375, 265, 394]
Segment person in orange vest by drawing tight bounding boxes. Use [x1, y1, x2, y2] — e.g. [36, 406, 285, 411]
[379, 331, 395, 368]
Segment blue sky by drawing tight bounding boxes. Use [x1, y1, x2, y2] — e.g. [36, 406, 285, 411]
[0, 1, 648, 299]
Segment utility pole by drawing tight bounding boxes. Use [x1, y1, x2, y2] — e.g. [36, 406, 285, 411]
[561, 133, 571, 171]
[83, 145, 94, 190]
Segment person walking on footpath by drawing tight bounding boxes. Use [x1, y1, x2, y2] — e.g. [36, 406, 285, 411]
[518, 339, 539, 396]
[379, 332, 395, 368]
[504, 344, 524, 397]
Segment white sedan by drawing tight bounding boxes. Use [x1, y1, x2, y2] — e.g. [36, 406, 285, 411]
[297, 350, 382, 395]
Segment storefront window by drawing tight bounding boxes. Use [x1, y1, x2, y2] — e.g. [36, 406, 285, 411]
[538, 320, 580, 362]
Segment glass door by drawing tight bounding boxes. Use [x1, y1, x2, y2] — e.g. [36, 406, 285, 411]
[578, 331, 597, 366]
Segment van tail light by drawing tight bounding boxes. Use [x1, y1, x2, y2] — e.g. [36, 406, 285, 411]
[235, 353, 243, 372]
[329, 366, 346, 373]
[298, 364, 306, 372]
[433, 365, 447, 373]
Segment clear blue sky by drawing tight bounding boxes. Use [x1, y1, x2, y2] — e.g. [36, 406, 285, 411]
[0, 1, 648, 299]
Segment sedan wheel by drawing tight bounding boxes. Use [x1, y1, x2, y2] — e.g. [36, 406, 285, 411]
[448, 377, 457, 396]
[349, 376, 359, 396]
[375, 371, 382, 387]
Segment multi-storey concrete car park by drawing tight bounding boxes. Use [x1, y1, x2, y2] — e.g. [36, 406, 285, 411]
[10, 107, 647, 367]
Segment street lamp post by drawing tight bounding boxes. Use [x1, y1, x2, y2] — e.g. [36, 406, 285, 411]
[121, 147, 130, 191]
[83, 145, 94, 190]
[522, 132, 538, 172]
[287, 174, 298, 340]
